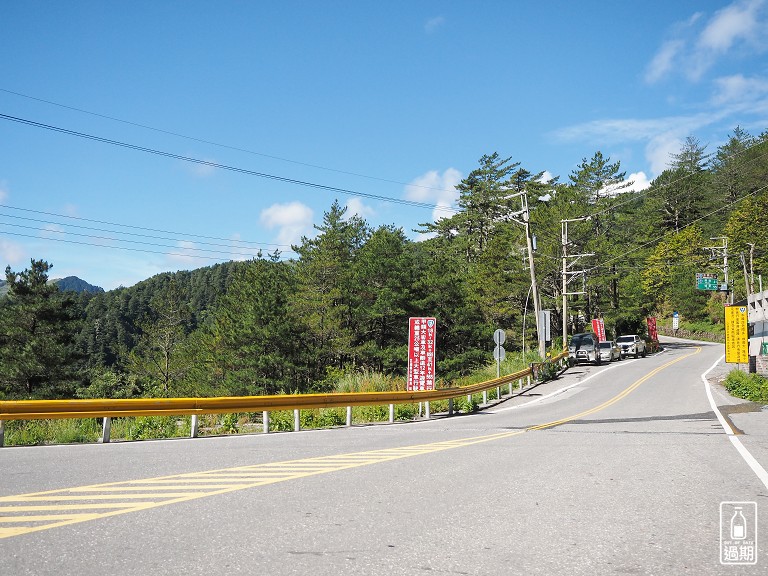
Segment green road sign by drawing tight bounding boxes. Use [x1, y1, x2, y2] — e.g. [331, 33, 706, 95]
[696, 273, 718, 291]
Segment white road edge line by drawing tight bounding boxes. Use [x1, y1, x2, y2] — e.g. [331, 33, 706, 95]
[487, 354, 657, 414]
[701, 355, 768, 490]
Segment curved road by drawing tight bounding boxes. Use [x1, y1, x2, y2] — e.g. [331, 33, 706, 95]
[1, 338, 766, 575]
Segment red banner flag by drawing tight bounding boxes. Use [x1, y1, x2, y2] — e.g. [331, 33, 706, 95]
[647, 317, 658, 341]
[591, 318, 606, 342]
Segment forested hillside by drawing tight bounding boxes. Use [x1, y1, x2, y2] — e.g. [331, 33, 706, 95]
[2, 127, 766, 401]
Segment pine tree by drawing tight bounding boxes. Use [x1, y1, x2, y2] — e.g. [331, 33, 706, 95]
[292, 201, 370, 382]
[0, 260, 83, 398]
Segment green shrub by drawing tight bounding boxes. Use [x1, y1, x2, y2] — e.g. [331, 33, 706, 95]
[452, 395, 479, 414]
[220, 413, 240, 434]
[394, 403, 418, 420]
[123, 416, 189, 441]
[723, 370, 768, 403]
[268, 410, 296, 432]
[3, 418, 101, 446]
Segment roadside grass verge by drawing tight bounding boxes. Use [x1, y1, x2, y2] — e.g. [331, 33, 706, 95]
[2, 349, 562, 446]
[723, 370, 768, 403]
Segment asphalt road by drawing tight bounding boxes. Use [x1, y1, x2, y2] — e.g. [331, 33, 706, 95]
[1, 337, 767, 575]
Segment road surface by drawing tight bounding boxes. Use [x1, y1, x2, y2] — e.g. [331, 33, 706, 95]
[1, 337, 766, 575]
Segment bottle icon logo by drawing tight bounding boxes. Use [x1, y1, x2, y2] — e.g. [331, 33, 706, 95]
[720, 502, 757, 565]
[731, 507, 747, 540]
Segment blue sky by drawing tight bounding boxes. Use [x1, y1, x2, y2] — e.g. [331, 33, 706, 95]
[1, 0, 767, 290]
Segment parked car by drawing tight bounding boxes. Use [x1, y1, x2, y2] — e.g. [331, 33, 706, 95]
[569, 332, 601, 365]
[616, 334, 647, 358]
[598, 340, 622, 362]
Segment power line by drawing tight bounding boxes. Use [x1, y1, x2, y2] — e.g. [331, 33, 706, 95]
[0, 221, 288, 259]
[584, 182, 768, 274]
[0, 208, 294, 251]
[0, 90, 459, 195]
[585, 137, 768, 220]
[1, 112, 459, 213]
[0, 229, 265, 263]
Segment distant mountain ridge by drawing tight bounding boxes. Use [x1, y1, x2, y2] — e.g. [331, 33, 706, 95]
[0, 276, 104, 297]
[53, 277, 104, 294]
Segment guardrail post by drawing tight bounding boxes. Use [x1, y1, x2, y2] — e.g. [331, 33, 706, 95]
[482, 391, 487, 405]
[100, 417, 111, 444]
[509, 380, 514, 395]
[0, 420, 4, 447]
[263, 411, 270, 434]
[293, 409, 300, 432]
[346, 406, 352, 427]
[389, 404, 394, 423]
[496, 386, 501, 399]
[190, 415, 199, 438]
[467, 394, 472, 405]
[425, 401, 430, 419]
[448, 398, 454, 416]
[527, 374, 531, 387]
[518, 377, 523, 391]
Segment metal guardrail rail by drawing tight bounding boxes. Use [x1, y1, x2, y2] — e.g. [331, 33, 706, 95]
[0, 351, 568, 446]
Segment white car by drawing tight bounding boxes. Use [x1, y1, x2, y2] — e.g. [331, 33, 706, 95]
[598, 340, 622, 362]
[616, 334, 647, 358]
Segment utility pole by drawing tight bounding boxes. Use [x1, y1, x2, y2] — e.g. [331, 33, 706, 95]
[706, 236, 731, 304]
[561, 216, 593, 347]
[741, 253, 750, 299]
[507, 191, 544, 358]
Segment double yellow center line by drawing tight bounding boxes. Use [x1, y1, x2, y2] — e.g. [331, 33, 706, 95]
[0, 347, 700, 540]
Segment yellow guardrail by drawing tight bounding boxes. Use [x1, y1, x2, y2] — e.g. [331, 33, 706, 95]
[0, 351, 568, 443]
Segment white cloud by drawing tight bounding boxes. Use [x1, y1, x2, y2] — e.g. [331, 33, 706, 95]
[645, 40, 684, 84]
[537, 171, 555, 184]
[645, 133, 685, 175]
[344, 197, 374, 220]
[425, 16, 445, 33]
[62, 204, 79, 217]
[405, 168, 462, 224]
[712, 73, 768, 105]
[698, 0, 764, 53]
[0, 239, 25, 266]
[552, 111, 733, 177]
[260, 201, 314, 246]
[624, 171, 652, 192]
[40, 224, 65, 239]
[0, 182, 8, 203]
[180, 158, 218, 178]
[646, 1, 768, 82]
[166, 240, 200, 265]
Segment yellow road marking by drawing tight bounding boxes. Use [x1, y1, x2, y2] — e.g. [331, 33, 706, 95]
[0, 348, 701, 540]
[527, 347, 701, 431]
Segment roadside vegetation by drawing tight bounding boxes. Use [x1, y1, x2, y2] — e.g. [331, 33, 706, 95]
[723, 370, 768, 403]
[2, 127, 767, 444]
[1, 349, 550, 446]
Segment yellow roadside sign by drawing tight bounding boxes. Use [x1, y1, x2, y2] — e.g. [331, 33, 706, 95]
[725, 305, 749, 363]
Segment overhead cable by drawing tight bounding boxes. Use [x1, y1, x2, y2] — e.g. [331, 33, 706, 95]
[0, 113, 458, 214]
[0, 87, 458, 195]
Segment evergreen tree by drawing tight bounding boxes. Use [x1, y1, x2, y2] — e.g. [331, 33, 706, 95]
[568, 152, 630, 321]
[725, 190, 768, 299]
[652, 136, 712, 233]
[196, 254, 300, 395]
[352, 225, 416, 373]
[0, 260, 84, 398]
[128, 276, 193, 397]
[641, 226, 710, 319]
[292, 201, 370, 381]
